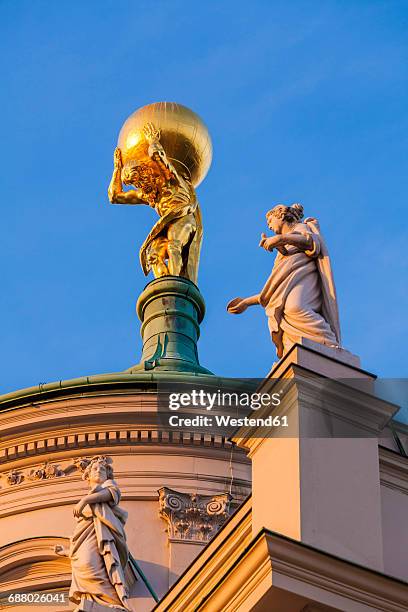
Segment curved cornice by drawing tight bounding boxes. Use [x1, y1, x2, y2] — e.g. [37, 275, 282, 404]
[0, 536, 71, 593]
[0, 371, 219, 411]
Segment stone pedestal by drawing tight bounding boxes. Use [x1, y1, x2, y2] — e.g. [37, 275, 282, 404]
[128, 276, 211, 374]
[234, 341, 399, 573]
[270, 337, 364, 379]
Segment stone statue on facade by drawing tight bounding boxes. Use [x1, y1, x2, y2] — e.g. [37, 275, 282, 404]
[55, 456, 135, 612]
[227, 204, 341, 358]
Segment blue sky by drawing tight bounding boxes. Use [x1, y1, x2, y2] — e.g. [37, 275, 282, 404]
[1, 1, 407, 404]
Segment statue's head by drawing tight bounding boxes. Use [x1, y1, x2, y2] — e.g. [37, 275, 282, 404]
[83, 456, 113, 485]
[266, 203, 304, 234]
[122, 160, 156, 188]
[121, 159, 163, 203]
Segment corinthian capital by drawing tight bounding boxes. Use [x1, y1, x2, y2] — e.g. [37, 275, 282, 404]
[158, 487, 232, 543]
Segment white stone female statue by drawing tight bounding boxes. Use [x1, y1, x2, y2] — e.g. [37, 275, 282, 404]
[227, 203, 341, 358]
[55, 456, 133, 612]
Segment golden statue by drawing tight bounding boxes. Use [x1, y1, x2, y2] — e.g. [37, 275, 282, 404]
[108, 102, 212, 284]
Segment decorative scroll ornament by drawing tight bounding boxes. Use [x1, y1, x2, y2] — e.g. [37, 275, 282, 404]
[6, 469, 24, 485]
[72, 457, 92, 473]
[72, 455, 111, 473]
[1, 456, 112, 486]
[27, 462, 65, 481]
[3, 463, 65, 486]
[158, 486, 232, 543]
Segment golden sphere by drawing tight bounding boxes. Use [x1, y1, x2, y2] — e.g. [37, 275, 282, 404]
[117, 102, 213, 187]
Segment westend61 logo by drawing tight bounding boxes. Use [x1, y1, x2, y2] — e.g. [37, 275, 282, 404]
[166, 388, 289, 431]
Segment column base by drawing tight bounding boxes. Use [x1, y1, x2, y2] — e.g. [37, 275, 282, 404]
[127, 276, 212, 375]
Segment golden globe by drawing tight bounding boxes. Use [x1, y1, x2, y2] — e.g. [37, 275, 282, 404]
[117, 101, 213, 187]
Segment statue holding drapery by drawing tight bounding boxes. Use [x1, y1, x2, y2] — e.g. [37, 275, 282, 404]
[55, 456, 135, 612]
[227, 203, 341, 359]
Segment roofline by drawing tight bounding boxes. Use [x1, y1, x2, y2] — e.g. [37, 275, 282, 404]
[0, 371, 217, 410]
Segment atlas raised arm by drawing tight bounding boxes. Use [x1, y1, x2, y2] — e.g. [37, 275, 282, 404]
[108, 147, 145, 204]
[143, 122, 182, 184]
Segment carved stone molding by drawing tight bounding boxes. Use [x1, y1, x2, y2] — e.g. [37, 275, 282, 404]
[5, 469, 24, 485]
[379, 446, 408, 494]
[0, 429, 234, 466]
[0, 536, 71, 593]
[158, 486, 232, 543]
[1, 455, 111, 487]
[3, 461, 66, 487]
[27, 462, 65, 481]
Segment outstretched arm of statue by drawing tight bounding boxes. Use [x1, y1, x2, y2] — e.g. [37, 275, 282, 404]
[259, 232, 312, 253]
[108, 147, 145, 204]
[227, 294, 260, 315]
[73, 487, 113, 517]
[143, 122, 181, 183]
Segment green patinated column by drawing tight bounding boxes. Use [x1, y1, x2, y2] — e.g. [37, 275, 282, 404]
[127, 276, 212, 374]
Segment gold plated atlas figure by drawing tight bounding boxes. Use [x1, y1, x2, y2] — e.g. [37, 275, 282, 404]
[108, 102, 212, 284]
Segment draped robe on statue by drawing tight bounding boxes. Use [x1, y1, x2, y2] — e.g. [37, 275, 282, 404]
[259, 218, 341, 358]
[69, 479, 131, 610]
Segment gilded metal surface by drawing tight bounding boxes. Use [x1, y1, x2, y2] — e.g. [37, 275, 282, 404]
[108, 103, 212, 284]
[117, 102, 212, 187]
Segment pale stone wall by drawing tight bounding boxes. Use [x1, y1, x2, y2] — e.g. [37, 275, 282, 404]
[0, 387, 251, 611]
[379, 446, 408, 582]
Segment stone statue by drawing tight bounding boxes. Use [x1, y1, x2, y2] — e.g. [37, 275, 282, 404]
[108, 121, 203, 283]
[55, 456, 135, 612]
[227, 204, 341, 358]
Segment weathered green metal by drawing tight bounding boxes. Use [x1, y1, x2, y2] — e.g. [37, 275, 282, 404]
[128, 276, 212, 375]
[0, 371, 225, 411]
[0, 277, 215, 411]
[129, 553, 159, 603]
